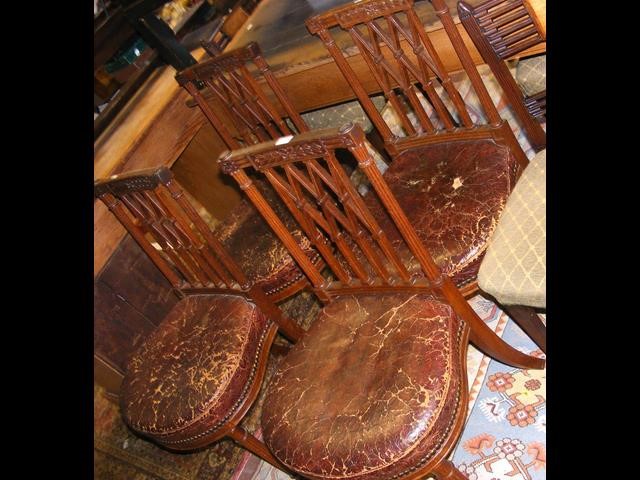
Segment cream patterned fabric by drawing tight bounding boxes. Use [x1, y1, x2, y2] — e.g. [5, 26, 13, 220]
[301, 95, 387, 133]
[515, 55, 546, 97]
[478, 149, 546, 308]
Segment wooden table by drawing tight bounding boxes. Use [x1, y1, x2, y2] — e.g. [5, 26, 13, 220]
[94, 0, 546, 276]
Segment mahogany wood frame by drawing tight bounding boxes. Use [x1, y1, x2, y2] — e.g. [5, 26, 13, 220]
[174, 42, 325, 302]
[458, 0, 546, 152]
[303, 0, 531, 305]
[175, 42, 310, 149]
[94, 167, 303, 470]
[305, 0, 528, 170]
[218, 123, 543, 479]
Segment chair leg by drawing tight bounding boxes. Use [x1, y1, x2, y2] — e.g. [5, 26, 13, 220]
[269, 342, 292, 357]
[228, 426, 289, 472]
[501, 304, 546, 353]
[443, 281, 544, 370]
[432, 459, 468, 479]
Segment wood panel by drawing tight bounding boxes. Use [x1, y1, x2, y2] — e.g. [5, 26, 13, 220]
[98, 235, 180, 326]
[171, 122, 243, 222]
[94, 235, 179, 373]
[94, 354, 124, 401]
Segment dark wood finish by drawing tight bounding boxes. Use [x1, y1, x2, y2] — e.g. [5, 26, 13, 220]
[433, 459, 470, 480]
[219, 124, 543, 480]
[95, 166, 305, 465]
[94, 354, 124, 402]
[306, 0, 528, 167]
[228, 426, 288, 471]
[458, 0, 546, 151]
[94, 274, 163, 372]
[176, 42, 311, 149]
[502, 304, 546, 352]
[303, 0, 530, 311]
[94, 0, 545, 279]
[94, 232, 180, 397]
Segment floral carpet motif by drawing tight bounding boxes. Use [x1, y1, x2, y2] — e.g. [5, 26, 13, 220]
[452, 313, 546, 480]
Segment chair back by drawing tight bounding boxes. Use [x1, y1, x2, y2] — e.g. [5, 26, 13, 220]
[306, 0, 517, 157]
[176, 42, 309, 149]
[219, 123, 448, 302]
[219, 123, 545, 368]
[94, 167, 249, 295]
[460, 0, 544, 61]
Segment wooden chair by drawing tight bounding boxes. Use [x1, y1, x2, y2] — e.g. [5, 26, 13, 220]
[218, 123, 544, 480]
[305, 0, 529, 299]
[175, 42, 329, 302]
[94, 166, 305, 468]
[477, 148, 546, 351]
[199, 5, 251, 58]
[458, 0, 546, 152]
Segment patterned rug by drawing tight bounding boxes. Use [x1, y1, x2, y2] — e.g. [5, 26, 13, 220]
[227, 295, 546, 480]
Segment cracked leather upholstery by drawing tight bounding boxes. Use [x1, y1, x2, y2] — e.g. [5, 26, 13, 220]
[214, 180, 321, 298]
[261, 293, 466, 480]
[121, 294, 272, 450]
[364, 139, 519, 287]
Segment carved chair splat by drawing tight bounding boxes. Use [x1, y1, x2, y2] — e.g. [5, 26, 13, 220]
[175, 43, 326, 303]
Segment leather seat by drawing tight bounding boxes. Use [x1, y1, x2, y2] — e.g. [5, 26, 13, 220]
[215, 181, 322, 299]
[365, 138, 519, 288]
[261, 292, 466, 480]
[120, 294, 272, 450]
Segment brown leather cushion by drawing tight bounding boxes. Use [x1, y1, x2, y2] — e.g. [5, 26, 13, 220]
[214, 181, 321, 298]
[261, 293, 465, 480]
[120, 294, 271, 450]
[365, 139, 519, 287]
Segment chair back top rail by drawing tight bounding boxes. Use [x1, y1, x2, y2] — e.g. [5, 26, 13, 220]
[306, 0, 503, 155]
[219, 123, 445, 302]
[95, 167, 249, 294]
[176, 42, 309, 150]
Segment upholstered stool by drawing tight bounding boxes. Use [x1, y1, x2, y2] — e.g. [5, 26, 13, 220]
[120, 294, 274, 451]
[261, 292, 467, 480]
[478, 148, 546, 308]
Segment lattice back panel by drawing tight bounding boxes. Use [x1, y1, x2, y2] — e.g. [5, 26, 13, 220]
[95, 168, 248, 293]
[220, 124, 446, 299]
[176, 42, 309, 149]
